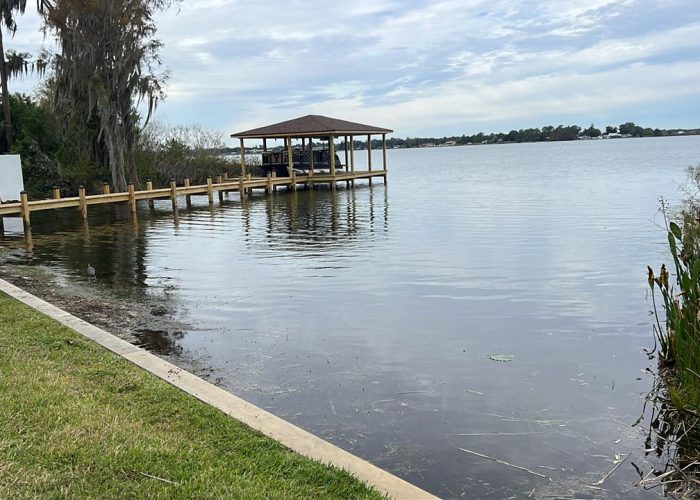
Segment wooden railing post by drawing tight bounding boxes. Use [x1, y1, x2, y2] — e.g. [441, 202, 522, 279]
[53, 186, 61, 200]
[206, 177, 214, 205]
[146, 180, 154, 210]
[102, 182, 111, 195]
[216, 175, 224, 202]
[20, 191, 30, 228]
[78, 186, 88, 220]
[128, 183, 136, 213]
[170, 179, 178, 211]
[184, 178, 191, 207]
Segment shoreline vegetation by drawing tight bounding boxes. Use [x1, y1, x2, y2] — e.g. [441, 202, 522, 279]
[645, 165, 700, 496]
[0, 290, 382, 498]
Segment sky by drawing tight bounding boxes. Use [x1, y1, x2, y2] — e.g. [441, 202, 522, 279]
[6, 0, 700, 145]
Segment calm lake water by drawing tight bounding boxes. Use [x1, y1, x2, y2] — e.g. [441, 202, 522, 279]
[3, 136, 700, 498]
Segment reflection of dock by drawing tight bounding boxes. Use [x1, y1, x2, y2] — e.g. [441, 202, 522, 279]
[0, 169, 387, 229]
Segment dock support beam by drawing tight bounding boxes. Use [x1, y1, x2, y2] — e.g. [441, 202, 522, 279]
[20, 191, 30, 228]
[367, 135, 373, 186]
[128, 183, 137, 213]
[240, 138, 247, 177]
[79, 186, 88, 220]
[350, 136, 355, 187]
[184, 178, 191, 207]
[170, 179, 178, 211]
[147, 180, 155, 210]
[286, 138, 294, 178]
[216, 176, 224, 203]
[382, 133, 388, 185]
[207, 177, 214, 205]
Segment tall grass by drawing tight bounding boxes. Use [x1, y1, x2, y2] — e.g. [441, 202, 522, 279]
[648, 213, 700, 410]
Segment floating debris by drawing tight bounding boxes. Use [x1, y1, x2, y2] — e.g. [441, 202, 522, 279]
[489, 354, 514, 362]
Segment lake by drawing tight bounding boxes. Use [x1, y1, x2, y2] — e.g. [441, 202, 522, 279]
[3, 136, 700, 498]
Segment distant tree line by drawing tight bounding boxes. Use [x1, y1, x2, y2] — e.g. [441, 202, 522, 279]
[342, 122, 700, 150]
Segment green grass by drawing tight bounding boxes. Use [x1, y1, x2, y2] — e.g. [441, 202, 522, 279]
[0, 292, 383, 499]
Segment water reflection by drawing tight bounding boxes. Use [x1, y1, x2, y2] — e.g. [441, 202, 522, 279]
[3, 139, 700, 498]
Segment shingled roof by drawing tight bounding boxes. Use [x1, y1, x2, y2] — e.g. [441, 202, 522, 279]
[232, 115, 393, 139]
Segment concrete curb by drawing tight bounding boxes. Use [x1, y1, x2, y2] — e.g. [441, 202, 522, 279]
[0, 278, 436, 499]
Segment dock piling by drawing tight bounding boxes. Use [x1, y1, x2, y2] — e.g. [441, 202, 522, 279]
[266, 172, 272, 194]
[20, 191, 30, 228]
[53, 186, 61, 200]
[78, 186, 88, 220]
[216, 176, 224, 202]
[272, 171, 277, 193]
[146, 180, 155, 210]
[102, 182, 111, 195]
[184, 178, 191, 207]
[127, 183, 137, 213]
[170, 179, 178, 211]
[206, 177, 214, 205]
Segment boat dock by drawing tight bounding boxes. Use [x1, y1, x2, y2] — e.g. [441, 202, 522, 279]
[0, 169, 387, 229]
[0, 114, 392, 230]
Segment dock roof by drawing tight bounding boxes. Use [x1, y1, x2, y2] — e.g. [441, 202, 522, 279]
[231, 115, 393, 139]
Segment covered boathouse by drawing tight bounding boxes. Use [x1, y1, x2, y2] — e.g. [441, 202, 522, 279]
[231, 115, 392, 188]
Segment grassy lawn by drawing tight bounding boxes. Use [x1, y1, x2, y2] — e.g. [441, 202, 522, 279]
[0, 292, 382, 498]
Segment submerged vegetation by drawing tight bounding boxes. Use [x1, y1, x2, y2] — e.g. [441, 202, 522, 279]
[645, 165, 700, 495]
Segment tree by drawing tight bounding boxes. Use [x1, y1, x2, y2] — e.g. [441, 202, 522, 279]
[0, 1, 51, 150]
[583, 123, 601, 137]
[44, 0, 175, 192]
[605, 125, 618, 134]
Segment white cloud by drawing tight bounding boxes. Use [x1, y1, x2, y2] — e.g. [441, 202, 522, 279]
[2, 0, 700, 141]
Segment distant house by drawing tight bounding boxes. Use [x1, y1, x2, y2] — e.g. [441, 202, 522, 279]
[438, 140, 457, 147]
[420, 143, 436, 148]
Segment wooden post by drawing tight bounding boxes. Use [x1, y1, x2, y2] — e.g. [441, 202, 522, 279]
[53, 186, 61, 200]
[239, 138, 247, 177]
[0, 216, 4, 234]
[309, 138, 314, 178]
[102, 182, 111, 195]
[368, 134, 373, 186]
[344, 136, 349, 171]
[350, 136, 355, 187]
[223, 172, 229, 181]
[207, 177, 214, 204]
[20, 191, 30, 228]
[170, 179, 178, 211]
[272, 171, 277, 193]
[382, 133, 388, 185]
[330, 134, 336, 177]
[239, 174, 246, 199]
[146, 180, 155, 210]
[184, 178, 191, 207]
[291, 170, 297, 192]
[262, 138, 267, 152]
[286, 137, 294, 177]
[216, 175, 224, 202]
[78, 186, 88, 220]
[266, 172, 272, 194]
[128, 183, 137, 213]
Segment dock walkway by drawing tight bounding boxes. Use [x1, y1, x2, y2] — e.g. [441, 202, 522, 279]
[0, 170, 387, 228]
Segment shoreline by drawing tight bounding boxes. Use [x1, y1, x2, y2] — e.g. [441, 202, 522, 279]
[0, 274, 435, 499]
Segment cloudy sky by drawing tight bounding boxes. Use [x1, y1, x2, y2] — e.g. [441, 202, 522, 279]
[7, 0, 700, 144]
